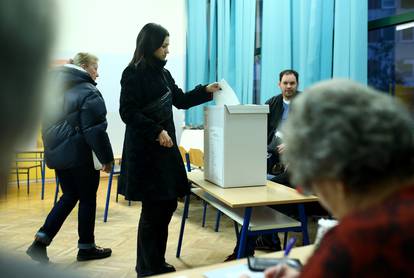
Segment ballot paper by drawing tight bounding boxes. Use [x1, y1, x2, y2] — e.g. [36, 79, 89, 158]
[204, 264, 264, 278]
[214, 79, 240, 106]
[92, 151, 102, 170]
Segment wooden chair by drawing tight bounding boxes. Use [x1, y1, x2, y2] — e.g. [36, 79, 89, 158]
[188, 148, 204, 169]
[178, 146, 191, 171]
[9, 152, 45, 197]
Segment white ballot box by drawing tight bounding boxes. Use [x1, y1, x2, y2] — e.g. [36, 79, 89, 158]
[204, 105, 269, 188]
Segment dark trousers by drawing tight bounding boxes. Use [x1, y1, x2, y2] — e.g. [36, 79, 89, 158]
[38, 163, 100, 246]
[136, 199, 177, 276]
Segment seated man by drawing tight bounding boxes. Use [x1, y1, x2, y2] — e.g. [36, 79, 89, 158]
[266, 69, 300, 186]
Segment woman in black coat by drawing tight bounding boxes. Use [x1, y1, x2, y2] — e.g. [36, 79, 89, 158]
[27, 53, 114, 263]
[119, 23, 220, 277]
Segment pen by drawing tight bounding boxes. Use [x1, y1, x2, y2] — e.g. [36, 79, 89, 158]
[283, 237, 297, 258]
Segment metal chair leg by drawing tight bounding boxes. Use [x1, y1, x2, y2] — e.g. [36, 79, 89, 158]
[103, 169, 114, 222]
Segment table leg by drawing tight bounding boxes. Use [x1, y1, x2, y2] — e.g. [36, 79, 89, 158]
[103, 169, 114, 222]
[298, 204, 309, 245]
[236, 207, 252, 259]
[41, 158, 46, 200]
[176, 194, 190, 258]
[214, 210, 221, 232]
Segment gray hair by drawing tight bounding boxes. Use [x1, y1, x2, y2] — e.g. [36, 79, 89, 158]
[281, 79, 414, 193]
[70, 52, 98, 67]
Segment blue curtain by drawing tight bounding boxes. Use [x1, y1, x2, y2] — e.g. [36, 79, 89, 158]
[186, 0, 367, 124]
[185, 0, 209, 126]
[333, 0, 368, 84]
[260, 0, 293, 103]
[215, 0, 256, 103]
[260, 0, 335, 103]
[260, 0, 366, 103]
[186, 0, 256, 126]
[234, 0, 256, 104]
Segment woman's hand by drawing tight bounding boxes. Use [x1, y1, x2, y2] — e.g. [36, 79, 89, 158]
[102, 161, 114, 173]
[264, 264, 300, 278]
[158, 130, 173, 148]
[206, 82, 221, 93]
[277, 143, 286, 154]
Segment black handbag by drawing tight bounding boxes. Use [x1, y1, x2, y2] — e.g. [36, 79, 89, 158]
[140, 70, 173, 124]
[141, 90, 172, 124]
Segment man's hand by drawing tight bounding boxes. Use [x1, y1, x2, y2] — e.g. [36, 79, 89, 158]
[102, 161, 114, 173]
[158, 130, 173, 148]
[264, 264, 300, 278]
[277, 143, 286, 154]
[206, 82, 221, 93]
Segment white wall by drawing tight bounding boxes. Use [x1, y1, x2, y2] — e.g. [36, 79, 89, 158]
[52, 0, 186, 156]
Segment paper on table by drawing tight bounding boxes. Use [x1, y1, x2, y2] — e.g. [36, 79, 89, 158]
[214, 79, 240, 106]
[92, 151, 102, 170]
[204, 264, 263, 278]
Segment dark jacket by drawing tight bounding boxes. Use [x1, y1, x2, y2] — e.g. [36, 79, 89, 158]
[42, 66, 114, 170]
[118, 58, 212, 201]
[265, 92, 300, 145]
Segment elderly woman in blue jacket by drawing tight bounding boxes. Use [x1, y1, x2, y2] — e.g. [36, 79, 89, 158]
[26, 52, 114, 263]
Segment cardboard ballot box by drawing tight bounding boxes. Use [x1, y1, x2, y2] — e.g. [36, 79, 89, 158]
[204, 105, 269, 188]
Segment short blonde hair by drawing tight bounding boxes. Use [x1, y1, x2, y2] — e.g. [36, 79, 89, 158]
[70, 52, 98, 67]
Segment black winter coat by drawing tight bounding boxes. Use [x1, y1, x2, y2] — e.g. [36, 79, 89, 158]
[118, 59, 212, 201]
[42, 66, 114, 169]
[265, 92, 301, 145]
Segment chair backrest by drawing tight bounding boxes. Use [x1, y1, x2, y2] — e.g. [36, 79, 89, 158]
[178, 146, 192, 172]
[112, 157, 122, 175]
[188, 148, 204, 169]
[178, 146, 187, 163]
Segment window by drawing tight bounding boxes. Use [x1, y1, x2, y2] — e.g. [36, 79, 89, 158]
[368, 7, 414, 115]
[369, 0, 414, 20]
[401, 0, 414, 9]
[381, 0, 395, 9]
[400, 27, 414, 41]
[398, 61, 413, 78]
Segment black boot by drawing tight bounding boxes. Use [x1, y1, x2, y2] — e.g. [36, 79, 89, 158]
[160, 262, 176, 273]
[255, 234, 282, 251]
[26, 240, 49, 263]
[77, 246, 112, 261]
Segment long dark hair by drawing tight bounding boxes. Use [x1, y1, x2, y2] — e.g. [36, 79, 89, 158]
[129, 23, 169, 66]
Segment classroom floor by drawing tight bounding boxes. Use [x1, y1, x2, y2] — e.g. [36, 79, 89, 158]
[0, 177, 318, 278]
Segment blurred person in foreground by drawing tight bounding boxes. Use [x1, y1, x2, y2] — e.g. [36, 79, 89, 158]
[0, 0, 82, 277]
[27, 52, 114, 263]
[263, 79, 414, 278]
[0, 0, 53, 183]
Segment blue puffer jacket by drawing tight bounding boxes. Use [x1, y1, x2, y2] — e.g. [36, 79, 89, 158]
[42, 66, 113, 169]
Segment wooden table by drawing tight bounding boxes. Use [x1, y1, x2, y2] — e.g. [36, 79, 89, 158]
[177, 171, 318, 259]
[157, 245, 315, 277]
